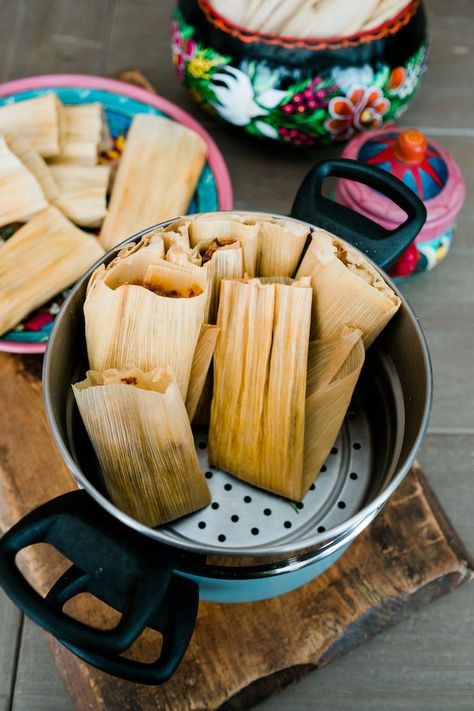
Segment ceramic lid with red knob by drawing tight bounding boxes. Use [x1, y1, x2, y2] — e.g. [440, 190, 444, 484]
[336, 124, 465, 277]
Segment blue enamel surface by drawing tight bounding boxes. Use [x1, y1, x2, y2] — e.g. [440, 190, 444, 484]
[178, 545, 350, 603]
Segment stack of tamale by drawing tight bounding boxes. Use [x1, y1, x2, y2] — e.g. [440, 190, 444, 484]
[73, 213, 400, 529]
[0, 94, 208, 338]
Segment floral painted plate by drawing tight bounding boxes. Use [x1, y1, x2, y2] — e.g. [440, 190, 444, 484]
[0, 74, 233, 354]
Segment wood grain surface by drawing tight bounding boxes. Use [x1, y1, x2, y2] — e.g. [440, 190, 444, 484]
[0, 349, 471, 711]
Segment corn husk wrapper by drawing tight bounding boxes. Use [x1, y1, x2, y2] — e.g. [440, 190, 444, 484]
[73, 366, 210, 527]
[188, 233, 241, 420]
[198, 238, 244, 323]
[85, 252, 207, 398]
[91, 233, 165, 288]
[296, 229, 401, 348]
[306, 326, 363, 395]
[100, 114, 207, 251]
[53, 103, 111, 165]
[187, 214, 260, 277]
[0, 135, 48, 226]
[50, 164, 110, 227]
[303, 332, 365, 490]
[164, 221, 191, 248]
[256, 218, 309, 277]
[0, 206, 104, 336]
[185, 324, 219, 421]
[166, 240, 202, 271]
[209, 276, 312, 500]
[0, 94, 61, 157]
[4, 133, 59, 202]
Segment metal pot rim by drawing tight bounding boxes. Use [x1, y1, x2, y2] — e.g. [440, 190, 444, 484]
[43, 211, 433, 559]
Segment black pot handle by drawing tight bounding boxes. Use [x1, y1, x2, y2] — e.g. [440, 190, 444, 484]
[0, 490, 198, 682]
[47, 566, 198, 684]
[291, 158, 427, 269]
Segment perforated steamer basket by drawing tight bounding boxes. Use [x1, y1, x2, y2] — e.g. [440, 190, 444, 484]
[0, 161, 432, 686]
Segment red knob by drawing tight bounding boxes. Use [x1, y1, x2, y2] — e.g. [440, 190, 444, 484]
[393, 129, 427, 165]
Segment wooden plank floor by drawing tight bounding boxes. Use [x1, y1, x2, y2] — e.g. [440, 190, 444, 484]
[0, 0, 473, 709]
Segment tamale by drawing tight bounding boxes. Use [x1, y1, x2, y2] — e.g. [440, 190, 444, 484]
[256, 218, 309, 277]
[185, 323, 219, 421]
[4, 133, 58, 202]
[186, 213, 260, 276]
[0, 206, 104, 336]
[73, 366, 210, 527]
[50, 164, 110, 227]
[209, 276, 312, 500]
[53, 103, 112, 165]
[296, 229, 401, 347]
[84, 245, 208, 397]
[198, 237, 243, 323]
[303, 332, 365, 492]
[0, 94, 61, 157]
[0, 135, 48, 227]
[100, 114, 207, 251]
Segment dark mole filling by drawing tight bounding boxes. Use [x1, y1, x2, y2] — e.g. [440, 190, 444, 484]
[201, 238, 236, 265]
[121, 376, 138, 385]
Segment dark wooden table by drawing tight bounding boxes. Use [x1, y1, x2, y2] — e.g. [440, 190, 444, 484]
[0, 1, 473, 709]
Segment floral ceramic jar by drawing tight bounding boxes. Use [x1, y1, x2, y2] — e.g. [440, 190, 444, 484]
[171, 0, 428, 146]
[336, 126, 465, 277]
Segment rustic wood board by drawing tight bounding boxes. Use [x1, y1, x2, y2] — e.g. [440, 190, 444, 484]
[0, 350, 471, 711]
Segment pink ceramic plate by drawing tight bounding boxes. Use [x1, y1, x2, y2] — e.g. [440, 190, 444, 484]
[0, 74, 233, 354]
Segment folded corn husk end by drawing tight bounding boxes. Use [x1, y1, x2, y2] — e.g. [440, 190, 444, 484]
[50, 163, 110, 227]
[0, 206, 104, 336]
[188, 215, 259, 277]
[52, 102, 108, 165]
[4, 133, 59, 202]
[185, 323, 219, 421]
[256, 218, 310, 278]
[297, 229, 401, 347]
[303, 334, 365, 495]
[0, 93, 61, 157]
[73, 365, 210, 527]
[0, 134, 49, 227]
[84, 255, 208, 397]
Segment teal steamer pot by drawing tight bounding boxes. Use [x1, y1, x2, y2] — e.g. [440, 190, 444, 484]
[0, 160, 431, 686]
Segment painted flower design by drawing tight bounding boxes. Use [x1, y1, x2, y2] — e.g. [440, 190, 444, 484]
[280, 76, 338, 116]
[388, 66, 406, 94]
[171, 20, 197, 79]
[325, 86, 390, 140]
[209, 65, 286, 127]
